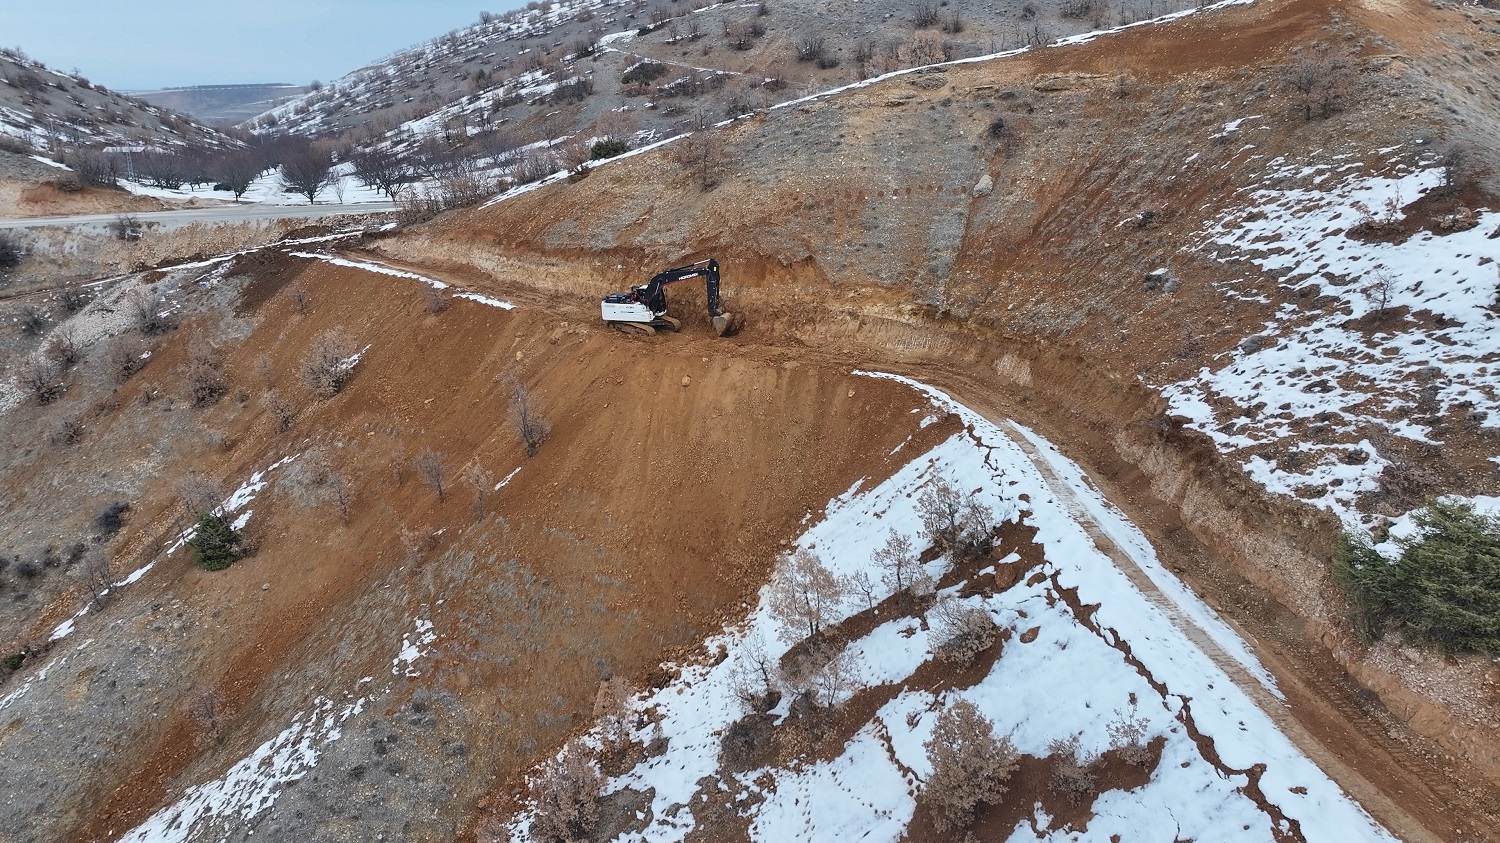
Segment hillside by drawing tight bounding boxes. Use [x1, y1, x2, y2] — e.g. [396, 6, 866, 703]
[0, 0, 1498, 841]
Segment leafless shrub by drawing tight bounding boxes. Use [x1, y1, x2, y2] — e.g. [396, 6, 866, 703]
[58, 287, 91, 314]
[767, 548, 845, 642]
[15, 355, 65, 404]
[672, 131, 728, 190]
[462, 461, 495, 522]
[399, 524, 438, 565]
[414, 448, 447, 501]
[262, 389, 296, 433]
[93, 500, 130, 535]
[902, 31, 949, 66]
[1435, 142, 1473, 197]
[286, 448, 355, 524]
[299, 328, 358, 398]
[922, 699, 1018, 832]
[1060, 0, 1097, 18]
[1107, 712, 1153, 767]
[81, 547, 114, 609]
[423, 286, 451, 314]
[286, 284, 311, 315]
[104, 334, 150, 382]
[933, 599, 1000, 666]
[506, 376, 552, 457]
[728, 633, 782, 714]
[1283, 43, 1354, 121]
[873, 530, 928, 601]
[593, 676, 637, 762]
[528, 738, 603, 843]
[186, 687, 225, 746]
[127, 289, 173, 336]
[108, 214, 143, 241]
[176, 472, 224, 517]
[47, 415, 84, 446]
[917, 480, 996, 560]
[795, 33, 827, 63]
[913, 1, 940, 27]
[68, 149, 119, 187]
[1364, 268, 1399, 322]
[41, 329, 79, 369]
[1048, 734, 1097, 803]
[184, 341, 228, 407]
[17, 304, 49, 336]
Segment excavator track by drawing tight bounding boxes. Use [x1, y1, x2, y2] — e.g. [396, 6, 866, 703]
[612, 322, 656, 336]
[657, 316, 682, 331]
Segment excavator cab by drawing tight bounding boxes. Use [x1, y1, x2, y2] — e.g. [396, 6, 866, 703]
[600, 258, 740, 336]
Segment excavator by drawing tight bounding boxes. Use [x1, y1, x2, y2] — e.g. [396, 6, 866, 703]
[600, 258, 741, 336]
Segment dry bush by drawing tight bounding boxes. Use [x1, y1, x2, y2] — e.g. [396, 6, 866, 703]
[873, 529, 929, 601]
[912, 1, 939, 27]
[922, 699, 1017, 832]
[932, 599, 999, 666]
[672, 131, 728, 191]
[183, 341, 228, 407]
[917, 480, 996, 560]
[399, 524, 438, 565]
[299, 328, 358, 398]
[286, 285, 312, 315]
[176, 472, 224, 517]
[414, 448, 447, 501]
[1107, 712, 1152, 767]
[285, 448, 355, 525]
[108, 214, 143, 241]
[46, 415, 84, 446]
[17, 304, 49, 336]
[1283, 43, 1354, 121]
[423, 286, 451, 314]
[1048, 733, 1097, 802]
[506, 376, 552, 457]
[262, 389, 296, 432]
[186, 687, 225, 747]
[462, 461, 495, 522]
[767, 548, 845, 642]
[104, 334, 150, 382]
[81, 548, 113, 609]
[528, 738, 603, 843]
[15, 355, 66, 404]
[127, 289, 173, 336]
[728, 633, 781, 713]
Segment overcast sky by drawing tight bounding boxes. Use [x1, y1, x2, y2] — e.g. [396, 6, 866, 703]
[0, 1, 513, 91]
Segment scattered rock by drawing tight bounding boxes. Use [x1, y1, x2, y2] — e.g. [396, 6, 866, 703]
[681, 376, 691, 387]
[972, 174, 994, 198]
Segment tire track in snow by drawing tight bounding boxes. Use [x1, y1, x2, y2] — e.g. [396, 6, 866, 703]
[993, 418, 1442, 843]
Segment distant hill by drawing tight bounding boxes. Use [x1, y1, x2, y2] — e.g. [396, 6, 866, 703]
[0, 48, 230, 153]
[132, 83, 311, 126]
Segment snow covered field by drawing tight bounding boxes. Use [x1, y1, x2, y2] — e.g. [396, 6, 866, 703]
[506, 375, 1393, 843]
[1165, 149, 1500, 527]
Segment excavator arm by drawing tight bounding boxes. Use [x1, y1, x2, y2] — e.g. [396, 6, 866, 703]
[630, 258, 738, 336]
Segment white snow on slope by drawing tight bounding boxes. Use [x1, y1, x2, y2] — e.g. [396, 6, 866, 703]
[289, 252, 516, 309]
[509, 377, 1389, 843]
[1164, 155, 1500, 526]
[115, 615, 436, 843]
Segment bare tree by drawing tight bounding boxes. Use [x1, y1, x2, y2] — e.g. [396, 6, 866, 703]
[176, 472, 224, 517]
[40, 329, 79, 369]
[215, 152, 264, 201]
[183, 340, 228, 407]
[767, 548, 845, 642]
[922, 699, 1018, 833]
[529, 738, 603, 843]
[1436, 142, 1472, 197]
[299, 329, 359, 398]
[1365, 268, 1399, 323]
[1283, 43, 1353, 121]
[672, 131, 729, 190]
[728, 632, 781, 713]
[414, 448, 447, 501]
[81, 548, 113, 609]
[350, 146, 413, 199]
[873, 530, 923, 598]
[507, 375, 552, 457]
[916, 480, 995, 560]
[279, 146, 334, 204]
[462, 461, 495, 522]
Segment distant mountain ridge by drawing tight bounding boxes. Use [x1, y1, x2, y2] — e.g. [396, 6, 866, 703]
[132, 83, 312, 126]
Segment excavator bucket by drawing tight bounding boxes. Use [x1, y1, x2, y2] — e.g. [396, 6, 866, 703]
[712, 312, 741, 337]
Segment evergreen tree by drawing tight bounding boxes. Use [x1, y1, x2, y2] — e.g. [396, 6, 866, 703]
[189, 513, 242, 572]
[1335, 500, 1500, 654]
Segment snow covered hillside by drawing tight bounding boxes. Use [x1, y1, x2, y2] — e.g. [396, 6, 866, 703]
[1164, 146, 1500, 528]
[503, 375, 1392, 843]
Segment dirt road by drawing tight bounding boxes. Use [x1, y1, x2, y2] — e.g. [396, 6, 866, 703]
[0, 200, 396, 230]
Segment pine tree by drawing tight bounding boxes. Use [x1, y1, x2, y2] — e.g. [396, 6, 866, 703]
[1335, 500, 1500, 654]
[189, 513, 243, 571]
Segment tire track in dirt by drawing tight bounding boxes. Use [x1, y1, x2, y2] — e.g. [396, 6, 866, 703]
[993, 416, 1441, 843]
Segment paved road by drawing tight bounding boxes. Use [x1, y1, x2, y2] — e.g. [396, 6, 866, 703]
[0, 201, 398, 230]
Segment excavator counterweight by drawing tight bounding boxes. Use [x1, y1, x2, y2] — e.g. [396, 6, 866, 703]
[601, 258, 740, 336]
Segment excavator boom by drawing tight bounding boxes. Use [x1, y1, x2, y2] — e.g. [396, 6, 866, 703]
[600, 258, 741, 336]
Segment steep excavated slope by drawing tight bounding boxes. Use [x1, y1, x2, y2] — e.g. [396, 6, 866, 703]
[0, 246, 955, 842]
[367, 0, 1500, 836]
